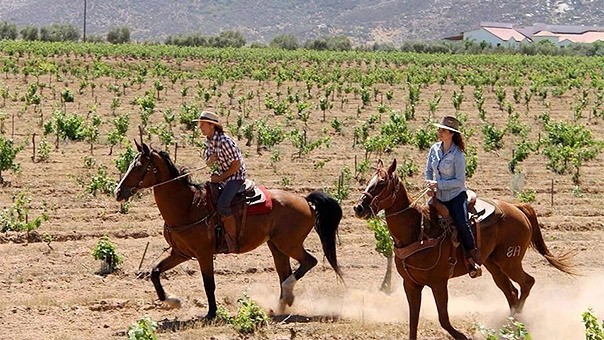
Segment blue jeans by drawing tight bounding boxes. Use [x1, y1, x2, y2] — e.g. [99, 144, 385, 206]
[442, 191, 476, 251]
[217, 179, 244, 216]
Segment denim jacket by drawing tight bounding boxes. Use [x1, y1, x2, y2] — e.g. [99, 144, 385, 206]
[425, 142, 466, 202]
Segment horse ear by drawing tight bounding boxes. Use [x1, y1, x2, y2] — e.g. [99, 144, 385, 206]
[387, 159, 397, 176]
[134, 139, 142, 152]
[377, 159, 384, 170]
[142, 142, 151, 155]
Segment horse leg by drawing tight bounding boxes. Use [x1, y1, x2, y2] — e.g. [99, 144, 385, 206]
[431, 281, 469, 340]
[151, 252, 189, 309]
[403, 279, 424, 340]
[498, 259, 535, 314]
[483, 258, 519, 312]
[278, 244, 318, 308]
[267, 240, 293, 312]
[197, 254, 217, 319]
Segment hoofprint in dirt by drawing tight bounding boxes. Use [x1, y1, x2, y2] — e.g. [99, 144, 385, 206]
[0, 218, 602, 339]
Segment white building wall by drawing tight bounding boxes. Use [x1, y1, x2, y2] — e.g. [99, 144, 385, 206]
[464, 28, 525, 47]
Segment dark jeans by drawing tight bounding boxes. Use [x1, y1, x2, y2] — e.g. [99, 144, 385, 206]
[442, 191, 476, 251]
[217, 179, 244, 216]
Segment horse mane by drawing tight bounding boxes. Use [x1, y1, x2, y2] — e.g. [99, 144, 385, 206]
[157, 149, 202, 190]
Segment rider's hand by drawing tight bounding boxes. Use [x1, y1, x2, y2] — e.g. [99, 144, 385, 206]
[192, 189, 203, 207]
[206, 154, 217, 167]
[426, 180, 438, 192]
[210, 174, 222, 183]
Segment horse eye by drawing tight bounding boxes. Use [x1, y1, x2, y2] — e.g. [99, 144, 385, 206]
[136, 161, 142, 167]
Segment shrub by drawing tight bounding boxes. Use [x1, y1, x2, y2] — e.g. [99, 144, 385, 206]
[0, 192, 48, 232]
[92, 236, 123, 274]
[582, 308, 604, 340]
[127, 316, 157, 340]
[107, 26, 130, 44]
[233, 294, 270, 334]
[0, 136, 23, 183]
[516, 189, 536, 203]
[477, 317, 532, 340]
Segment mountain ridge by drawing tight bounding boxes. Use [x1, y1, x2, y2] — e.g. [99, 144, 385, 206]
[1, 0, 603, 44]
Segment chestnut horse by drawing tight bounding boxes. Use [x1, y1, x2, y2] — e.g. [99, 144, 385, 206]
[114, 142, 343, 319]
[353, 159, 575, 340]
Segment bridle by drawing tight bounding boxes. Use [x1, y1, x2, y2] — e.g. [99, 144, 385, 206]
[129, 153, 159, 195]
[128, 151, 206, 194]
[361, 172, 429, 218]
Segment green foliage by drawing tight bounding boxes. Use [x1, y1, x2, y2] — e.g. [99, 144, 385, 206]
[61, 88, 75, 103]
[0, 21, 18, 40]
[482, 123, 506, 152]
[366, 217, 393, 258]
[289, 129, 330, 158]
[477, 317, 532, 340]
[516, 189, 536, 203]
[20, 26, 38, 41]
[542, 120, 603, 184]
[40, 23, 80, 42]
[179, 103, 201, 130]
[115, 144, 137, 174]
[79, 165, 117, 197]
[0, 136, 23, 180]
[270, 34, 299, 50]
[414, 126, 437, 150]
[465, 145, 478, 179]
[107, 26, 130, 44]
[127, 316, 158, 340]
[330, 166, 352, 202]
[256, 119, 285, 150]
[509, 140, 537, 174]
[36, 138, 52, 162]
[45, 110, 86, 141]
[232, 294, 270, 334]
[92, 236, 123, 273]
[107, 113, 130, 148]
[582, 308, 604, 340]
[165, 30, 246, 48]
[0, 192, 48, 232]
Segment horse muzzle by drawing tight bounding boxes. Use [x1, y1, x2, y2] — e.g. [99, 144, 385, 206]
[114, 186, 136, 202]
[353, 203, 371, 219]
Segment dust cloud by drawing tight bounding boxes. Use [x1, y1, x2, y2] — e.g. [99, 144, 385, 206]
[245, 271, 603, 339]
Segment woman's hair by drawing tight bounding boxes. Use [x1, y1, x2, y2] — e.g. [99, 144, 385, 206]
[452, 132, 465, 153]
[214, 125, 224, 134]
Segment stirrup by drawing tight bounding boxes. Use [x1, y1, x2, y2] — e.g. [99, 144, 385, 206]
[468, 264, 482, 278]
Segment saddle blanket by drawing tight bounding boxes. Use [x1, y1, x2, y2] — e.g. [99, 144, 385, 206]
[246, 185, 273, 215]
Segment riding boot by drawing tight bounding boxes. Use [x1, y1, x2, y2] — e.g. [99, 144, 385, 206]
[221, 215, 238, 254]
[466, 248, 482, 278]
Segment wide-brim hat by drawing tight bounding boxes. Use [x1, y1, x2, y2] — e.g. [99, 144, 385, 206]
[433, 116, 461, 134]
[192, 110, 222, 128]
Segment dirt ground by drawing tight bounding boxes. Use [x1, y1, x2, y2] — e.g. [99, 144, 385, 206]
[0, 53, 603, 339]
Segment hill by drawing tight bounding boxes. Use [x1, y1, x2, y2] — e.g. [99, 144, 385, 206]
[1, 0, 604, 44]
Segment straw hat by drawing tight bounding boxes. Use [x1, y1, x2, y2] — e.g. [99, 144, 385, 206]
[192, 111, 222, 128]
[433, 116, 461, 134]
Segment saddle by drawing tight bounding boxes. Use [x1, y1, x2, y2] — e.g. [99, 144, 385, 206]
[205, 179, 273, 253]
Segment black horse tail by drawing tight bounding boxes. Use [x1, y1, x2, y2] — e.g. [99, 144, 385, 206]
[306, 191, 344, 281]
[516, 203, 577, 276]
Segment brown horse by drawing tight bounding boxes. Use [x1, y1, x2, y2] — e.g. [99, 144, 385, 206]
[353, 159, 575, 340]
[114, 142, 343, 319]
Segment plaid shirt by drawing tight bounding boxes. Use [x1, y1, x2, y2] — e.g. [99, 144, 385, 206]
[205, 131, 246, 182]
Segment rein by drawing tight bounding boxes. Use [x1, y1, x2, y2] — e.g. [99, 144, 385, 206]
[149, 165, 207, 190]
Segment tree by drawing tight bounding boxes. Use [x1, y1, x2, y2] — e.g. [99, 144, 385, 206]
[0, 21, 17, 40]
[40, 23, 81, 42]
[20, 26, 38, 41]
[107, 26, 130, 44]
[270, 34, 299, 50]
[211, 30, 246, 48]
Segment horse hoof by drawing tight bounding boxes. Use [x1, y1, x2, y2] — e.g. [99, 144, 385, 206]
[165, 296, 182, 309]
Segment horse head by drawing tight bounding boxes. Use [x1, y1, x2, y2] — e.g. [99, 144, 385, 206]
[354, 159, 400, 219]
[114, 140, 168, 202]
